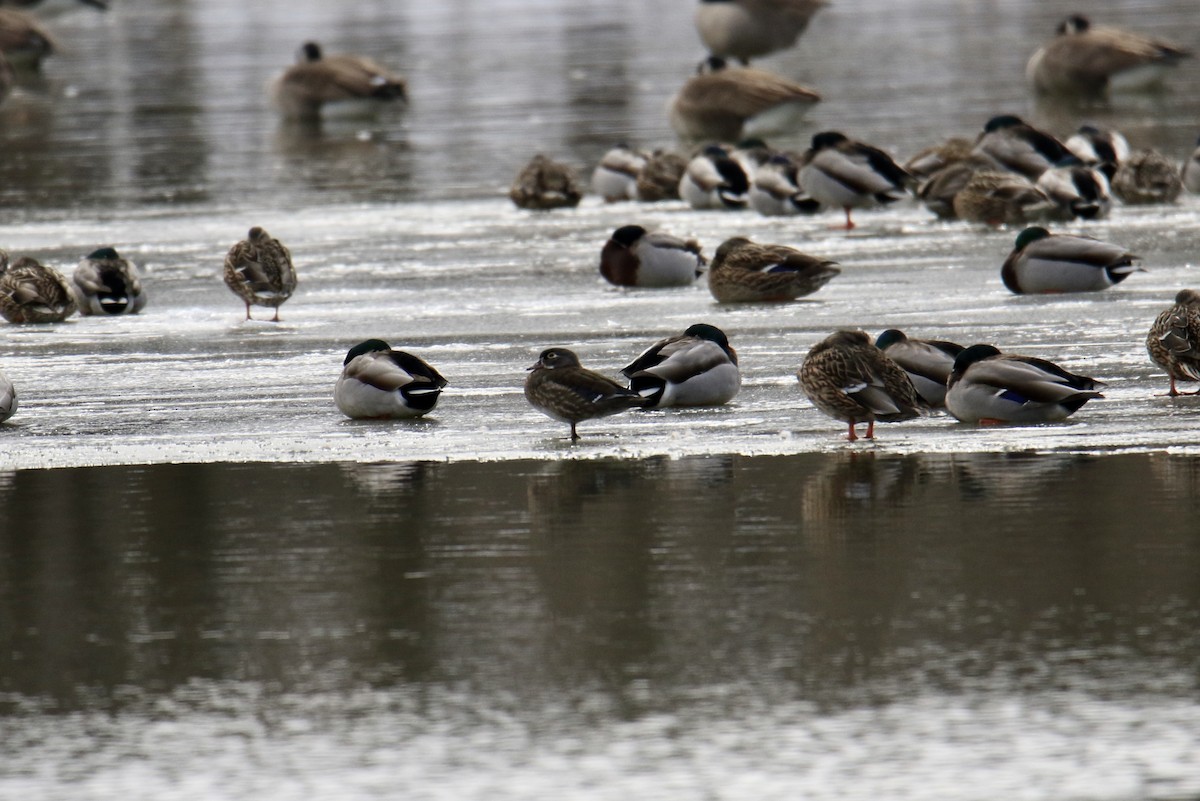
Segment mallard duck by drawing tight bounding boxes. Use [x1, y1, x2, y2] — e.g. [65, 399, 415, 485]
[707, 236, 839, 302]
[1146, 289, 1200, 396]
[678, 144, 750, 210]
[591, 144, 649, 203]
[945, 344, 1104, 423]
[694, 0, 826, 64]
[1026, 14, 1191, 97]
[599, 225, 705, 288]
[1001, 227, 1139, 294]
[798, 131, 912, 229]
[223, 226, 297, 321]
[1035, 157, 1112, 220]
[952, 169, 1054, 226]
[1065, 124, 1129, 174]
[0, 252, 77, 323]
[509, 154, 583, 210]
[750, 153, 821, 216]
[0, 8, 54, 69]
[72, 247, 147, 315]
[272, 41, 406, 120]
[1182, 136, 1200, 194]
[635, 150, 688, 201]
[621, 323, 740, 408]
[916, 156, 996, 219]
[334, 339, 447, 419]
[874, 329, 964, 408]
[0, 368, 15, 423]
[797, 329, 923, 441]
[904, 137, 975, 181]
[1110, 149, 1182, 204]
[524, 348, 648, 440]
[971, 115, 1072, 180]
[668, 56, 820, 142]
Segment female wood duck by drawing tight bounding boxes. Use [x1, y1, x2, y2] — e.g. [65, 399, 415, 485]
[945, 344, 1104, 423]
[599, 226, 705, 288]
[72, 247, 148, 315]
[707, 236, 839, 302]
[1146, 289, 1200, 396]
[1001, 227, 1139, 294]
[622, 323, 740, 408]
[335, 339, 448, 419]
[223, 226, 297, 321]
[524, 348, 648, 441]
[798, 329, 923, 441]
[0, 252, 77, 323]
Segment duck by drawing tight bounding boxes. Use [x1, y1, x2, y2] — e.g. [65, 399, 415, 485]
[1065, 124, 1129, 174]
[678, 144, 750, 210]
[524, 348, 648, 441]
[621, 323, 740, 408]
[797, 329, 924, 441]
[599, 225, 705, 288]
[0, 252, 77, 323]
[0, 8, 55, 70]
[1001, 227, 1139, 294]
[72, 247, 147, 315]
[1110, 149, 1182, 204]
[798, 131, 912, 229]
[971, 115, 1072, 180]
[0, 368, 15, 423]
[635, 150, 689, 201]
[904, 137, 976, 181]
[591, 144, 649, 203]
[1026, 14, 1191, 97]
[334, 339, 448, 419]
[749, 153, 821, 216]
[1146, 289, 1200, 396]
[271, 41, 407, 120]
[694, 0, 827, 64]
[1035, 156, 1112, 220]
[668, 56, 820, 142]
[951, 168, 1054, 227]
[945, 344, 1104, 424]
[874, 329, 964, 408]
[1182, 136, 1200, 194]
[509, 154, 583, 210]
[707, 236, 840, 302]
[916, 156, 996, 219]
[223, 226, 297, 322]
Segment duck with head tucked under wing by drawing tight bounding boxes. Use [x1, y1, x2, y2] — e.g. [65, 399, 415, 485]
[798, 131, 912, 229]
[272, 41, 406, 120]
[335, 339, 448, 419]
[1146, 289, 1200, 397]
[0, 368, 15, 423]
[72, 247, 147, 316]
[1001, 227, 1140, 295]
[0, 252, 76, 324]
[622, 323, 740, 408]
[599, 226, 705, 289]
[669, 56, 820, 143]
[971, 115, 1071, 181]
[223, 226, 297, 322]
[945, 344, 1104, 424]
[707, 236, 839, 303]
[874, 329, 964, 408]
[798, 329, 924, 441]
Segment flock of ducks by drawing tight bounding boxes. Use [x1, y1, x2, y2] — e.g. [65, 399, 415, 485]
[3, 2, 1200, 442]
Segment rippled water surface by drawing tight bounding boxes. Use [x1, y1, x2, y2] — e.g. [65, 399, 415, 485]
[2, 0, 1200, 798]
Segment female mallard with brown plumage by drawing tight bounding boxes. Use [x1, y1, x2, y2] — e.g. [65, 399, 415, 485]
[223, 226, 297, 321]
[0, 252, 77, 323]
[707, 236, 839, 303]
[798, 330, 923, 441]
[1146, 289, 1200, 397]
